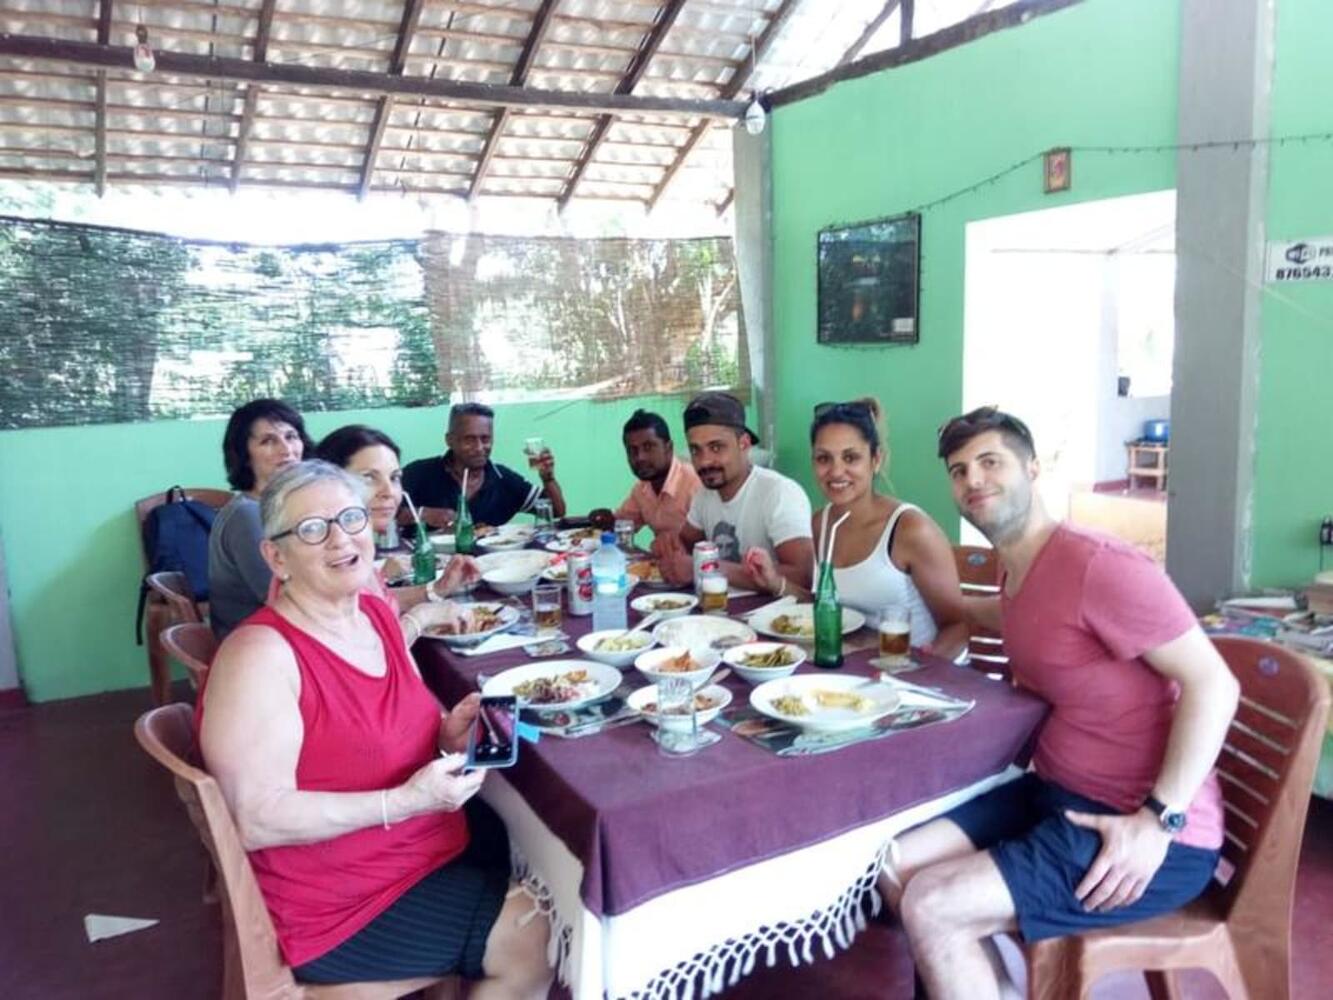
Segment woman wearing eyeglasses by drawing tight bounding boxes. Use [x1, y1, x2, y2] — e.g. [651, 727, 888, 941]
[315, 424, 480, 613]
[746, 399, 968, 659]
[198, 460, 552, 994]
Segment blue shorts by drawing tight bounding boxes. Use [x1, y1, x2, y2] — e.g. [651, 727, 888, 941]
[943, 772, 1218, 942]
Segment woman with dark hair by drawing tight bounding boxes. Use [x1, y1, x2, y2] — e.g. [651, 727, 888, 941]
[315, 424, 479, 611]
[209, 399, 315, 640]
[746, 398, 968, 658]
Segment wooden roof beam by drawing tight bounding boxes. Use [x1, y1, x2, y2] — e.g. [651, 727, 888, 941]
[469, 0, 559, 201]
[647, 0, 801, 211]
[229, 0, 276, 193]
[0, 34, 745, 118]
[359, 0, 427, 199]
[840, 0, 902, 66]
[557, 0, 688, 210]
[94, 0, 113, 196]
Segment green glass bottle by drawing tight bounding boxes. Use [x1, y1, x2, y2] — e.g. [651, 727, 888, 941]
[411, 520, 436, 585]
[454, 487, 476, 556]
[813, 560, 844, 669]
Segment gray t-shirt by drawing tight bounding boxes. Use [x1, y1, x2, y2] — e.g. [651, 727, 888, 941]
[208, 494, 271, 640]
[685, 465, 813, 562]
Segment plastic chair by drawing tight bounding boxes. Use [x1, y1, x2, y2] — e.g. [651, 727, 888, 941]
[144, 571, 205, 705]
[952, 545, 1009, 678]
[134, 704, 456, 1000]
[1025, 637, 1331, 1000]
[161, 622, 217, 691]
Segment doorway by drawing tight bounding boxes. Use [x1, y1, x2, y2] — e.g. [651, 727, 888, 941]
[961, 191, 1176, 561]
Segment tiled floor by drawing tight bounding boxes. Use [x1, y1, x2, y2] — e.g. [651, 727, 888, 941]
[4, 683, 1330, 999]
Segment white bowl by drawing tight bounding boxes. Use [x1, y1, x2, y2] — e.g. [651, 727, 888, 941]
[482, 566, 542, 596]
[722, 642, 806, 685]
[429, 532, 456, 554]
[576, 628, 656, 669]
[477, 550, 551, 596]
[627, 683, 732, 732]
[630, 592, 698, 619]
[633, 645, 719, 690]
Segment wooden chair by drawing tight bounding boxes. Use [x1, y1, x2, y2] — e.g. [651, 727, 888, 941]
[144, 571, 205, 705]
[134, 704, 455, 1000]
[952, 545, 1009, 678]
[135, 488, 230, 705]
[1026, 637, 1332, 1000]
[161, 622, 217, 691]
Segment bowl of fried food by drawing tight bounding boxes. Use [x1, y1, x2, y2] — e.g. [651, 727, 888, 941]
[627, 683, 732, 732]
[722, 641, 806, 685]
[576, 628, 657, 669]
[630, 592, 698, 619]
[633, 644, 719, 690]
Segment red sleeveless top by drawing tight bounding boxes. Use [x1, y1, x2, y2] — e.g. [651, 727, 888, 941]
[201, 593, 469, 966]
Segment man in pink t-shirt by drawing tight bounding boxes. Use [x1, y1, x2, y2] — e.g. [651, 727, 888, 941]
[613, 408, 702, 540]
[878, 407, 1239, 1000]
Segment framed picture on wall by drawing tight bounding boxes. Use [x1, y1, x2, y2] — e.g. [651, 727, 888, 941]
[816, 212, 921, 345]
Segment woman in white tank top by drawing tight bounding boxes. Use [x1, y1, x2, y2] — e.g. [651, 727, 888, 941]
[746, 400, 968, 658]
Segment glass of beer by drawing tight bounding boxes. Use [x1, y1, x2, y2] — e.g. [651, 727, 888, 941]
[877, 606, 913, 671]
[524, 436, 548, 468]
[532, 583, 563, 633]
[699, 571, 729, 616]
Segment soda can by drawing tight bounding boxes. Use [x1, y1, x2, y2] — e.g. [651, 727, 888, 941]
[567, 551, 594, 616]
[692, 541, 720, 595]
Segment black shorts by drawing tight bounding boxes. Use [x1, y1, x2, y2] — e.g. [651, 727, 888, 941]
[295, 800, 512, 984]
[943, 772, 1218, 942]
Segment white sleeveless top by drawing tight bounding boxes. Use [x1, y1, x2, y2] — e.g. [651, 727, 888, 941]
[822, 502, 938, 647]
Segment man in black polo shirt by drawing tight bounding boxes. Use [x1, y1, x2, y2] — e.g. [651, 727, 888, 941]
[401, 403, 567, 529]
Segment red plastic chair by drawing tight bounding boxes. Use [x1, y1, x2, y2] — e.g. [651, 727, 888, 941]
[161, 622, 217, 691]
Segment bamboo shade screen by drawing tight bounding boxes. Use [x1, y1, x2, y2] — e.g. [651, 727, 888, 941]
[0, 216, 747, 429]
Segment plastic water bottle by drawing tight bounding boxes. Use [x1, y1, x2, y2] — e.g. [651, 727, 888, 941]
[591, 532, 628, 632]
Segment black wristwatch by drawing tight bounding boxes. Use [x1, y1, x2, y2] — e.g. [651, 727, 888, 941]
[1143, 795, 1187, 834]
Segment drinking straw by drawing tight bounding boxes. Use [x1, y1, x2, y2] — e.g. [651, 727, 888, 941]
[461, 468, 469, 507]
[825, 510, 851, 567]
[403, 490, 422, 526]
[817, 506, 831, 564]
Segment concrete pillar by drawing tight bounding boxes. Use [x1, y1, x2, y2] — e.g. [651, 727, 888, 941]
[732, 125, 776, 451]
[1167, 0, 1275, 608]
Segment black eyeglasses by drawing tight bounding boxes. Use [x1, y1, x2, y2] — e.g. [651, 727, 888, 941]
[813, 400, 872, 419]
[270, 506, 370, 545]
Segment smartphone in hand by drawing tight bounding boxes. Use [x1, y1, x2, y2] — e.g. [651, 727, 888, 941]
[465, 695, 519, 769]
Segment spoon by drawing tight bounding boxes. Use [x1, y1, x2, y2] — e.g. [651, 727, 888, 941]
[702, 666, 732, 688]
[625, 610, 663, 637]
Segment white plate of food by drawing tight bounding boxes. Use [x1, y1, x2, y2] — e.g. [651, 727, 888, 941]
[627, 683, 733, 732]
[477, 524, 536, 551]
[481, 660, 622, 710]
[417, 601, 521, 646]
[627, 559, 670, 589]
[630, 592, 698, 618]
[540, 556, 568, 583]
[543, 526, 603, 553]
[576, 628, 656, 668]
[652, 615, 756, 653]
[722, 641, 806, 684]
[748, 604, 866, 643]
[750, 674, 900, 733]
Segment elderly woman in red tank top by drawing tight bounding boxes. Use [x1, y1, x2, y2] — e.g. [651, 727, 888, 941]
[198, 460, 551, 995]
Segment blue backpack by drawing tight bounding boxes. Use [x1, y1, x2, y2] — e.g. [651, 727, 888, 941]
[134, 486, 217, 644]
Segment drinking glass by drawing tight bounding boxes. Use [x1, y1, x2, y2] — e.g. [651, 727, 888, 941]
[699, 571, 729, 616]
[876, 606, 914, 672]
[532, 583, 563, 634]
[524, 436, 548, 468]
[532, 498, 555, 539]
[614, 517, 636, 551]
[655, 675, 699, 757]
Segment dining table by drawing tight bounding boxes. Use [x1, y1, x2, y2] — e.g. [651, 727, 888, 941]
[414, 581, 1048, 1000]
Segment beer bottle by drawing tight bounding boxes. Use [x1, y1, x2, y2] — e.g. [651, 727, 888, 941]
[813, 560, 844, 669]
[454, 487, 476, 556]
[411, 519, 436, 585]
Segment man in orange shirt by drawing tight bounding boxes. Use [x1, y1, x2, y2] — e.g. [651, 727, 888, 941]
[614, 409, 702, 541]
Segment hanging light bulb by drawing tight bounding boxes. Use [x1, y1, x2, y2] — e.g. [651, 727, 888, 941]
[742, 92, 766, 136]
[133, 23, 156, 73]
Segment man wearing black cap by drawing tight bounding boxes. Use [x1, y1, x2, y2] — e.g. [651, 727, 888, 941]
[653, 391, 813, 590]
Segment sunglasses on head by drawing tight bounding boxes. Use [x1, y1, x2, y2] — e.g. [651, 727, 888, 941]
[270, 506, 370, 545]
[813, 400, 872, 419]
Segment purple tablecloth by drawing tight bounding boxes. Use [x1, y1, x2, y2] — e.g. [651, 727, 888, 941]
[416, 593, 1047, 919]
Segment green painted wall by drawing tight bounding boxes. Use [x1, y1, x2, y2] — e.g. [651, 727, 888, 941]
[1251, 0, 1333, 587]
[769, 0, 1179, 532]
[0, 395, 692, 702]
